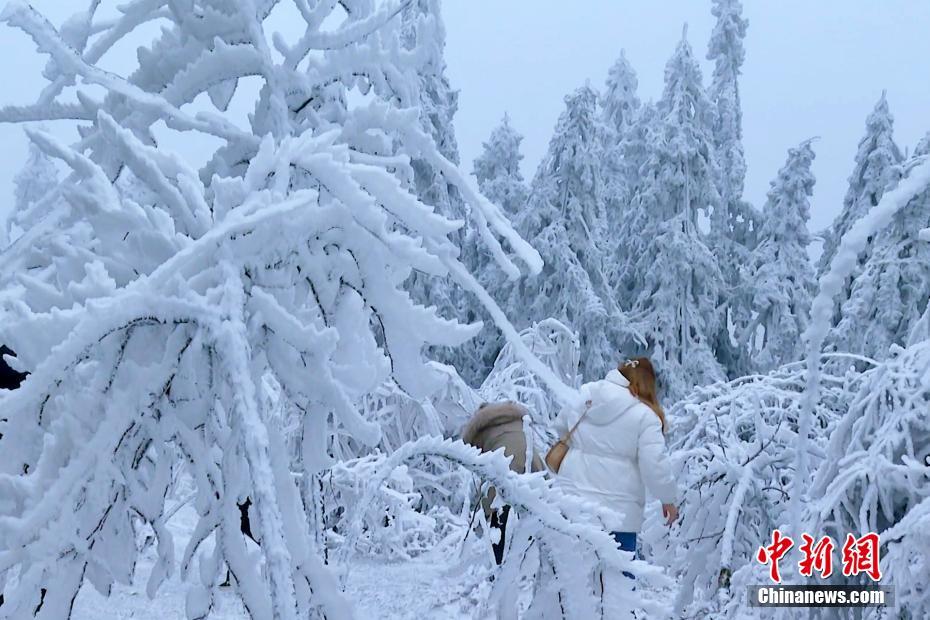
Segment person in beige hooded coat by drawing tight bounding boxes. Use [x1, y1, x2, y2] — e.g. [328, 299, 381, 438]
[460, 401, 544, 565]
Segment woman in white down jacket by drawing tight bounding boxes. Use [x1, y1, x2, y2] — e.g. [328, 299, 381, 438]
[553, 357, 679, 559]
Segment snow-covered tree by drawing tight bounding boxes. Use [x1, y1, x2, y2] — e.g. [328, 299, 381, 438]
[601, 50, 641, 140]
[831, 142, 930, 359]
[648, 355, 872, 618]
[472, 114, 528, 220]
[0, 1, 560, 617]
[400, 0, 489, 383]
[818, 94, 903, 341]
[402, 0, 464, 223]
[706, 1, 756, 251]
[653, 30, 721, 226]
[607, 100, 657, 301]
[599, 51, 643, 285]
[744, 140, 816, 371]
[705, 0, 759, 379]
[793, 153, 930, 619]
[448, 114, 531, 384]
[706, 0, 748, 235]
[510, 85, 637, 380]
[622, 31, 725, 400]
[819, 94, 903, 275]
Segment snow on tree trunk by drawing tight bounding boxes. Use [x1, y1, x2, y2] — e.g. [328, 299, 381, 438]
[0, 1, 567, 617]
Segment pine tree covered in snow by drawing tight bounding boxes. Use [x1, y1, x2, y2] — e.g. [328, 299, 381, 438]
[401, 0, 464, 227]
[608, 100, 658, 306]
[820, 94, 903, 347]
[819, 94, 903, 276]
[599, 51, 644, 292]
[510, 85, 638, 381]
[623, 31, 725, 400]
[0, 1, 558, 617]
[601, 50, 642, 139]
[473, 114, 528, 220]
[455, 115, 532, 384]
[744, 140, 816, 372]
[831, 141, 930, 360]
[794, 154, 930, 619]
[705, 0, 759, 379]
[706, 0, 748, 236]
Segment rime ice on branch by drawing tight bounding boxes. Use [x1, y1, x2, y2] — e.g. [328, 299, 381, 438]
[0, 1, 562, 618]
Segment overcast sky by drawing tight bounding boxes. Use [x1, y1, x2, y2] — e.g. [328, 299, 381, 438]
[1, 1, 929, 241]
[441, 0, 930, 237]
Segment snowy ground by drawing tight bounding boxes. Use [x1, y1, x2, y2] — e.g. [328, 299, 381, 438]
[72, 502, 494, 619]
[74, 552, 490, 619]
[70, 501, 670, 619]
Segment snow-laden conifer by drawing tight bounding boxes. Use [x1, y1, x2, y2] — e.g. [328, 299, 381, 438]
[450, 114, 532, 384]
[511, 85, 638, 380]
[832, 142, 930, 359]
[622, 31, 725, 399]
[601, 50, 641, 141]
[818, 94, 903, 343]
[707, 0, 748, 234]
[6, 140, 60, 246]
[744, 141, 817, 371]
[599, 51, 643, 293]
[400, 0, 490, 385]
[819, 94, 903, 276]
[705, 0, 760, 379]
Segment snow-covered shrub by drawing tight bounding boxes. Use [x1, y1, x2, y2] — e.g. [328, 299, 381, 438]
[0, 1, 561, 618]
[806, 339, 930, 618]
[322, 452, 467, 561]
[648, 355, 875, 618]
[790, 154, 930, 619]
[335, 436, 669, 618]
[479, 318, 582, 447]
[303, 319, 581, 570]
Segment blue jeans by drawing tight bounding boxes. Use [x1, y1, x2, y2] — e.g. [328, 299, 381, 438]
[611, 531, 637, 580]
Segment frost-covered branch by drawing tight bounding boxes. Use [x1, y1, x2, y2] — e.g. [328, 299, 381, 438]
[0, 1, 559, 618]
[795, 156, 930, 531]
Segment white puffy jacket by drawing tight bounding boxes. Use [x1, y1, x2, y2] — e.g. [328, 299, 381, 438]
[553, 368, 678, 532]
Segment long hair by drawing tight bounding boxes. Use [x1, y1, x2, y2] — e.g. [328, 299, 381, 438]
[619, 357, 667, 433]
